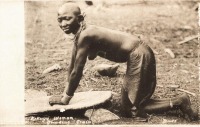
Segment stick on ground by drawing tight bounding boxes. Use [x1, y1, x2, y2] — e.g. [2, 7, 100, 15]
[164, 48, 175, 58]
[177, 88, 196, 97]
[177, 35, 200, 45]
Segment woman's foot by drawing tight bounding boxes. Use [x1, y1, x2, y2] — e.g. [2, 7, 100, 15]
[179, 93, 199, 121]
[130, 110, 149, 122]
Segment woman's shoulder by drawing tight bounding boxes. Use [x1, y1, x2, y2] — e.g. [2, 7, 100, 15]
[81, 24, 137, 41]
[80, 25, 99, 38]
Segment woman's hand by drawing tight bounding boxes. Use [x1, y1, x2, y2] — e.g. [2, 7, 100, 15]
[61, 94, 73, 105]
[49, 94, 72, 106]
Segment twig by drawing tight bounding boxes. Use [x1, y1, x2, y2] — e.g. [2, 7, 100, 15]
[102, 84, 107, 87]
[157, 85, 164, 88]
[42, 64, 62, 74]
[164, 48, 175, 58]
[150, 37, 175, 58]
[177, 88, 196, 97]
[83, 67, 88, 74]
[83, 80, 88, 87]
[177, 35, 200, 45]
[166, 85, 180, 89]
[91, 78, 98, 82]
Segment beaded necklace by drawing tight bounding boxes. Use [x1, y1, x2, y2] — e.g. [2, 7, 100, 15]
[73, 21, 86, 46]
[73, 21, 86, 56]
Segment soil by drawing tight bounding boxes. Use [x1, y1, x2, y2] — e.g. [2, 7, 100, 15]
[25, 0, 199, 125]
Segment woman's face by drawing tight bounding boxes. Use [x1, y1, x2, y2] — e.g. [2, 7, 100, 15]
[58, 13, 79, 34]
[57, 5, 80, 34]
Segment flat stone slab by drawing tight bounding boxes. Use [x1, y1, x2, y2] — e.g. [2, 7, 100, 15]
[25, 90, 112, 115]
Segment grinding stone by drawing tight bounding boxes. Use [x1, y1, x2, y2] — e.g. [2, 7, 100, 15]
[25, 90, 112, 115]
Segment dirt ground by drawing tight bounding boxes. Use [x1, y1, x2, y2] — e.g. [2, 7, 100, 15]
[25, 0, 199, 125]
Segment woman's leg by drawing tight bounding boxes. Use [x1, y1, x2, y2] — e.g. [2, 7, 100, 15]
[122, 44, 156, 118]
[121, 87, 134, 117]
[143, 93, 198, 121]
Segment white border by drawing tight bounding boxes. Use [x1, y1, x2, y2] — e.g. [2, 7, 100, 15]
[0, 1, 25, 125]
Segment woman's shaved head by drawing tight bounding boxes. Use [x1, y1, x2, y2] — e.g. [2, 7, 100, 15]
[57, 2, 83, 34]
[58, 3, 81, 16]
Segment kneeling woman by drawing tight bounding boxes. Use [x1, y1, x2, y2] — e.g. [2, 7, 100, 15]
[49, 3, 198, 121]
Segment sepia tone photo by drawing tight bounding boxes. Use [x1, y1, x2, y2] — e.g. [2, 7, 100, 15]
[25, 0, 199, 125]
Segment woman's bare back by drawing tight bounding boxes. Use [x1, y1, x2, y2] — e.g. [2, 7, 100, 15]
[81, 25, 141, 62]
